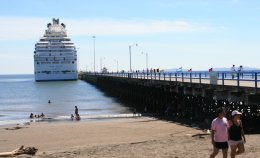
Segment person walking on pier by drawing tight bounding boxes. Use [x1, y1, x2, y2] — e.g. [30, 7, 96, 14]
[238, 65, 243, 78]
[231, 65, 236, 79]
[228, 110, 245, 158]
[210, 108, 229, 158]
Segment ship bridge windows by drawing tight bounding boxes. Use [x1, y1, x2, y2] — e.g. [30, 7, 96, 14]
[41, 62, 51, 64]
[41, 71, 51, 74]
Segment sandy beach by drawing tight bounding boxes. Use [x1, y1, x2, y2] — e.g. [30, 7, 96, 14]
[0, 117, 259, 158]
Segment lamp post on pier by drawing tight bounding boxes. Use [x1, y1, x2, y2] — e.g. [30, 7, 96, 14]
[141, 52, 148, 72]
[114, 59, 118, 72]
[100, 57, 105, 72]
[129, 43, 138, 72]
[92, 36, 96, 73]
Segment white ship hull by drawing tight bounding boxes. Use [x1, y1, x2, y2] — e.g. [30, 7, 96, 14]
[35, 73, 77, 81]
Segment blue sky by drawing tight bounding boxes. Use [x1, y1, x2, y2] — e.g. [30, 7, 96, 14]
[0, 0, 259, 74]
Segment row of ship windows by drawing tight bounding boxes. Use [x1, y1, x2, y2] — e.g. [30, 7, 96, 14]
[36, 43, 74, 46]
[34, 57, 77, 61]
[40, 35, 70, 41]
[36, 61, 75, 64]
[34, 53, 76, 56]
[35, 46, 75, 48]
[35, 70, 77, 74]
[34, 50, 75, 53]
[39, 40, 71, 42]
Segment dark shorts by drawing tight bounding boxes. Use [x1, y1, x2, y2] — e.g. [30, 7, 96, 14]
[214, 142, 229, 149]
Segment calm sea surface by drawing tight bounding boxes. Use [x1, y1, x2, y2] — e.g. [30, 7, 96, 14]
[0, 74, 130, 125]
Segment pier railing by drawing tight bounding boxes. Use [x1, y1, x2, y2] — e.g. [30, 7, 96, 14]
[86, 71, 260, 93]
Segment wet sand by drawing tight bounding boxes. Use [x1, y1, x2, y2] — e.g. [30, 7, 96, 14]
[0, 117, 259, 158]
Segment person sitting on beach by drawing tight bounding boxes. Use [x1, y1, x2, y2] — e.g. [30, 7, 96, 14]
[133, 108, 137, 117]
[71, 114, 74, 120]
[29, 113, 34, 119]
[40, 112, 45, 118]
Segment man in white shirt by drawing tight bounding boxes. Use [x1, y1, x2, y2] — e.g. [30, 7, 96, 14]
[210, 108, 229, 158]
[231, 65, 236, 79]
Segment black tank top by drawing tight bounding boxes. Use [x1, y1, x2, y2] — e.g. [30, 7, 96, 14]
[229, 123, 242, 141]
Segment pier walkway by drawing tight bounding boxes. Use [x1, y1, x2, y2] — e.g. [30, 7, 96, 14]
[98, 71, 259, 92]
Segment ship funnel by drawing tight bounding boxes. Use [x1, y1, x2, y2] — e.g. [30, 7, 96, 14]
[52, 18, 59, 25]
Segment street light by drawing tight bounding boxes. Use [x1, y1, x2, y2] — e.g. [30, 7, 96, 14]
[129, 43, 138, 72]
[100, 57, 105, 72]
[141, 52, 148, 72]
[114, 59, 118, 72]
[92, 36, 96, 73]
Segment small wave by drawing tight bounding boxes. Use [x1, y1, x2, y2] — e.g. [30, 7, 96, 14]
[57, 113, 142, 120]
[79, 108, 103, 111]
[0, 119, 29, 126]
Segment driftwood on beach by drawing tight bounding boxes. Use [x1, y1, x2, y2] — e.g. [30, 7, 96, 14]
[0, 145, 38, 157]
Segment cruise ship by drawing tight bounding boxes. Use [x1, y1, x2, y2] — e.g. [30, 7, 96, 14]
[34, 18, 78, 81]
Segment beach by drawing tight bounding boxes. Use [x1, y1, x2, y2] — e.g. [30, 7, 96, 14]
[0, 117, 259, 158]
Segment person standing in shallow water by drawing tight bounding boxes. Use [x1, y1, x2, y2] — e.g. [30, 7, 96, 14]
[75, 106, 78, 115]
[210, 108, 229, 158]
[228, 110, 246, 158]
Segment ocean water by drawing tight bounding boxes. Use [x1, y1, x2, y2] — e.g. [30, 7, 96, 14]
[0, 74, 130, 125]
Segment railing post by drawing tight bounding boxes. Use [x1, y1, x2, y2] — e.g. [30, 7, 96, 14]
[255, 72, 258, 94]
[169, 73, 171, 81]
[222, 73, 225, 88]
[164, 73, 166, 81]
[199, 73, 201, 87]
[190, 73, 192, 83]
[182, 73, 184, 83]
[159, 73, 161, 80]
[237, 72, 240, 90]
[155, 73, 157, 80]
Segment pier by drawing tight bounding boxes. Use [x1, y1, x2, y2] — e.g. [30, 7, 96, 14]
[79, 71, 260, 133]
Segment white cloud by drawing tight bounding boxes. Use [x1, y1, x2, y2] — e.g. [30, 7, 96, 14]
[0, 16, 211, 41]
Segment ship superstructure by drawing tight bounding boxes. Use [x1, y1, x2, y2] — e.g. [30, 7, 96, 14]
[34, 18, 78, 81]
